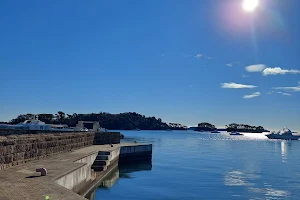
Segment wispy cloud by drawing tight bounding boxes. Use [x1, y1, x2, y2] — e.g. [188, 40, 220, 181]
[243, 92, 260, 99]
[276, 91, 293, 96]
[194, 53, 213, 60]
[245, 64, 266, 72]
[242, 74, 249, 78]
[194, 54, 203, 59]
[266, 91, 274, 95]
[226, 62, 239, 67]
[282, 93, 292, 96]
[273, 85, 300, 92]
[262, 67, 300, 76]
[221, 82, 257, 89]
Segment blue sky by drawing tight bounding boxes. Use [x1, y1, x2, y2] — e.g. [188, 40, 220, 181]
[0, 0, 299, 131]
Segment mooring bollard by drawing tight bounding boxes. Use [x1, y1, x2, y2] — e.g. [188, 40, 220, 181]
[36, 168, 47, 176]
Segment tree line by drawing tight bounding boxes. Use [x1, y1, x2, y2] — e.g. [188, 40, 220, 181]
[8, 111, 187, 130]
[196, 122, 265, 133]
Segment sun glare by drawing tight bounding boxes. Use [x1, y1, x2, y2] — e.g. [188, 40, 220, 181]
[242, 0, 259, 12]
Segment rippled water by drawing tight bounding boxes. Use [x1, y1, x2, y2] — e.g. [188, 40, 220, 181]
[89, 131, 300, 200]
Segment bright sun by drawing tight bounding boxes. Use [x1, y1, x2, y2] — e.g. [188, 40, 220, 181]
[242, 0, 259, 12]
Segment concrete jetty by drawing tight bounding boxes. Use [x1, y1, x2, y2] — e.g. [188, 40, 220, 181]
[0, 142, 152, 200]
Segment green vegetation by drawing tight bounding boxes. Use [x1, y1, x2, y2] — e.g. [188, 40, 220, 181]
[195, 122, 216, 131]
[9, 111, 187, 130]
[195, 122, 265, 133]
[225, 123, 265, 133]
[7, 113, 265, 132]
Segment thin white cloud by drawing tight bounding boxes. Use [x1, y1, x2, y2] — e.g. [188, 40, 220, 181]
[246, 64, 266, 72]
[242, 74, 249, 78]
[243, 92, 260, 99]
[221, 82, 257, 89]
[226, 62, 239, 67]
[195, 54, 203, 59]
[262, 67, 300, 76]
[276, 91, 292, 96]
[298, 80, 300, 85]
[282, 93, 292, 96]
[194, 54, 213, 60]
[273, 85, 300, 92]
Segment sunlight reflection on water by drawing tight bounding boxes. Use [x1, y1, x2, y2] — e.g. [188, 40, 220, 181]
[92, 131, 300, 200]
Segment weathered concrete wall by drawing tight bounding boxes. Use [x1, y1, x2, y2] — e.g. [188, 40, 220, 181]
[55, 152, 98, 192]
[55, 144, 152, 197]
[119, 144, 152, 163]
[0, 132, 95, 170]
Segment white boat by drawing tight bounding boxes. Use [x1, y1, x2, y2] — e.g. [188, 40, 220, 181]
[266, 128, 300, 140]
[211, 130, 220, 133]
[229, 132, 243, 136]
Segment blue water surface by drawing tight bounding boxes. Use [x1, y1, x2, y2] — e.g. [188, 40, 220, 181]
[90, 131, 300, 200]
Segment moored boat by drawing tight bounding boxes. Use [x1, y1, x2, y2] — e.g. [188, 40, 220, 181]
[229, 132, 243, 136]
[266, 128, 300, 140]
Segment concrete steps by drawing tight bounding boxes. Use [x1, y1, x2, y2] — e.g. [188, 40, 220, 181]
[93, 160, 107, 166]
[98, 151, 110, 156]
[91, 165, 107, 171]
[92, 151, 111, 171]
[96, 155, 110, 160]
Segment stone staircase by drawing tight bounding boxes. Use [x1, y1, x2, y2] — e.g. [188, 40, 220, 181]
[91, 151, 111, 171]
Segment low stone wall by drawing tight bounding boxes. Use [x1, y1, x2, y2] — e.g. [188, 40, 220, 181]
[0, 131, 122, 170]
[0, 132, 95, 170]
[93, 132, 120, 145]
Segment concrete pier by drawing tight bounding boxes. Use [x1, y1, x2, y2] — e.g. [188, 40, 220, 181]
[0, 143, 152, 200]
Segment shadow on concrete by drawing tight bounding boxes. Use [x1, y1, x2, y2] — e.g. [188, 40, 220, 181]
[26, 175, 40, 179]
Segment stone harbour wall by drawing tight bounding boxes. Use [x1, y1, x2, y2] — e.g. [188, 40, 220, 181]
[93, 132, 120, 145]
[0, 132, 95, 170]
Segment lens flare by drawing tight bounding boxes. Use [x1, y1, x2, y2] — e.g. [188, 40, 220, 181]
[242, 0, 259, 12]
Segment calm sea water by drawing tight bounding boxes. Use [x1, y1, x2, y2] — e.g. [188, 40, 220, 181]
[88, 131, 300, 200]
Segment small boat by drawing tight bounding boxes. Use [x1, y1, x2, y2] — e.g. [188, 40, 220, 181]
[229, 132, 243, 136]
[211, 130, 220, 133]
[266, 128, 300, 140]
